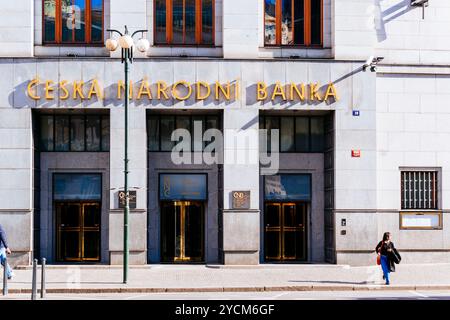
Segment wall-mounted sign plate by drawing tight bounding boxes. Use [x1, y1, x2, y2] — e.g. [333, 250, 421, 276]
[352, 110, 360, 116]
[232, 191, 251, 209]
[118, 190, 137, 209]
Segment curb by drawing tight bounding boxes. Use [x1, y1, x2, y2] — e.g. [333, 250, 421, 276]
[5, 285, 450, 294]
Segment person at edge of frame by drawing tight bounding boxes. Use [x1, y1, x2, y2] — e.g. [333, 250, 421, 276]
[0, 224, 14, 280]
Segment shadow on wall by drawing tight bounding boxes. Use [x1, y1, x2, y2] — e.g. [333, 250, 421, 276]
[375, 0, 414, 42]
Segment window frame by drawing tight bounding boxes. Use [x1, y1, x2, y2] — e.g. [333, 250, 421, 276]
[400, 170, 439, 210]
[147, 114, 221, 152]
[259, 115, 325, 153]
[42, 0, 105, 46]
[153, 0, 216, 47]
[263, 0, 323, 47]
[399, 211, 443, 230]
[39, 114, 110, 152]
[399, 168, 442, 230]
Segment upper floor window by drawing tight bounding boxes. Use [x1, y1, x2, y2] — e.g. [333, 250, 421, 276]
[154, 0, 214, 45]
[264, 0, 322, 46]
[43, 0, 104, 45]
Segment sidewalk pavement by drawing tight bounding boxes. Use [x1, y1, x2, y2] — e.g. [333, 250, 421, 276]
[3, 263, 450, 294]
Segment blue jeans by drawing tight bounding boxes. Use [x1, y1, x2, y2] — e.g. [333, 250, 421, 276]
[380, 255, 390, 284]
[0, 248, 12, 278]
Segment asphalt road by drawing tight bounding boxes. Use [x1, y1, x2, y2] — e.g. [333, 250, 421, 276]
[2, 290, 450, 300]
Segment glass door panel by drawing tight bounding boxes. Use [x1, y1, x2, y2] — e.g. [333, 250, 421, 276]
[174, 203, 182, 260]
[294, 203, 306, 260]
[56, 202, 101, 262]
[161, 203, 176, 261]
[264, 203, 281, 260]
[60, 230, 80, 260]
[185, 202, 203, 261]
[161, 201, 204, 263]
[60, 203, 81, 228]
[57, 203, 81, 261]
[82, 203, 100, 261]
[282, 204, 297, 259]
[83, 231, 100, 259]
[264, 202, 307, 262]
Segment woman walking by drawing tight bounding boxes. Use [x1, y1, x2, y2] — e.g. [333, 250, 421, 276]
[376, 232, 401, 285]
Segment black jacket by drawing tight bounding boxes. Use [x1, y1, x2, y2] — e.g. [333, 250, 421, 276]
[0, 224, 8, 249]
[376, 241, 401, 272]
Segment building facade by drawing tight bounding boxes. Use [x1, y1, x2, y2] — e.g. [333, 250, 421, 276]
[0, 0, 449, 266]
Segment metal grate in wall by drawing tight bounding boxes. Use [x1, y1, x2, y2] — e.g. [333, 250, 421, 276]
[401, 171, 438, 210]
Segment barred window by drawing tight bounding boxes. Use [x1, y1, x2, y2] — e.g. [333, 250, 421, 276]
[401, 171, 438, 210]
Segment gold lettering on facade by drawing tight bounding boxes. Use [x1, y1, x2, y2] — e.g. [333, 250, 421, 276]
[137, 80, 152, 100]
[27, 78, 40, 100]
[117, 80, 133, 99]
[59, 80, 69, 100]
[271, 82, 287, 100]
[196, 81, 211, 100]
[172, 81, 192, 101]
[215, 82, 231, 100]
[257, 82, 268, 101]
[117, 81, 124, 99]
[72, 81, 85, 100]
[310, 83, 322, 101]
[324, 83, 339, 101]
[45, 80, 55, 100]
[25, 79, 339, 104]
[157, 81, 170, 100]
[88, 79, 103, 99]
[290, 83, 305, 101]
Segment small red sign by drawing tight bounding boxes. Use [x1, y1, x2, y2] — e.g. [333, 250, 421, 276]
[351, 150, 361, 157]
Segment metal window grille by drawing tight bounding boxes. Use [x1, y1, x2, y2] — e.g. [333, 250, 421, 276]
[401, 171, 438, 210]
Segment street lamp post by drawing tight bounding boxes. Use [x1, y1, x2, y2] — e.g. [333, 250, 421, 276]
[105, 25, 149, 284]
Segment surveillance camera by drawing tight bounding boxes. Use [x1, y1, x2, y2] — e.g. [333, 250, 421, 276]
[370, 65, 377, 72]
[363, 55, 374, 72]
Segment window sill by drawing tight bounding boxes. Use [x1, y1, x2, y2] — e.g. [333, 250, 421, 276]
[41, 43, 105, 47]
[258, 47, 333, 59]
[262, 45, 327, 49]
[399, 210, 443, 230]
[400, 209, 441, 212]
[34, 45, 109, 57]
[147, 46, 223, 58]
[152, 44, 220, 48]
